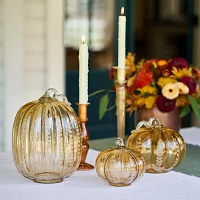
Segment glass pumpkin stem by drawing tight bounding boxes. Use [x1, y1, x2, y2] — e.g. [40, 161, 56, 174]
[115, 137, 125, 147]
[136, 117, 162, 130]
[77, 103, 94, 171]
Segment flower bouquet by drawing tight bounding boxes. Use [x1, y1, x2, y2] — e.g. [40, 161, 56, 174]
[94, 53, 200, 120]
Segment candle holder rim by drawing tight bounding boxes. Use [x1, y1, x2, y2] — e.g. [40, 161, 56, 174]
[115, 80, 127, 84]
[113, 66, 129, 69]
[76, 102, 90, 106]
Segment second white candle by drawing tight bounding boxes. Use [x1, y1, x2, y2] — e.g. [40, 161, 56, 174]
[118, 7, 126, 82]
[79, 35, 89, 104]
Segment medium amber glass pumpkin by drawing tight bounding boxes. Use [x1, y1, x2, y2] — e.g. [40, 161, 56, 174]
[126, 117, 186, 173]
[12, 88, 82, 183]
[95, 138, 145, 187]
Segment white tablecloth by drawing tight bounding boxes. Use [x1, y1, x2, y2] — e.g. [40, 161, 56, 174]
[0, 128, 200, 200]
[180, 127, 200, 146]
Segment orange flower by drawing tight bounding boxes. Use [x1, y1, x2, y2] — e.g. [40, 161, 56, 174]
[192, 67, 200, 80]
[157, 60, 168, 69]
[176, 95, 189, 107]
[133, 69, 154, 89]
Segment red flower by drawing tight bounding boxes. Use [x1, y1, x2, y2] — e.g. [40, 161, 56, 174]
[111, 85, 116, 91]
[168, 57, 189, 73]
[161, 68, 170, 77]
[143, 59, 158, 69]
[180, 76, 196, 94]
[133, 69, 153, 89]
[126, 85, 134, 95]
[156, 95, 176, 112]
[109, 68, 117, 80]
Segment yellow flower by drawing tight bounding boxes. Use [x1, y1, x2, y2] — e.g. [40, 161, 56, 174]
[175, 82, 189, 94]
[144, 96, 156, 109]
[162, 83, 179, 99]
[171, 67, 192, 79]
[157, 77, 177, 88]
[137, 98, 145, 107]
[125, 53, 136, 75]
[139, 86, 157, 95]
[127, 76, 135, 87]
[176, 95, 189, 107]
[126, 95, 140, 114]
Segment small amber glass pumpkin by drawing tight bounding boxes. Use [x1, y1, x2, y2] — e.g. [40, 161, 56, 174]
[126, 117, 186, 173]
[95, 138, 145, 187]
[12, 88, 82, 183]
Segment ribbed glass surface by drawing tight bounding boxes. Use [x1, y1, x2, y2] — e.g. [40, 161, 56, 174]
[12, 89, 82, 183]
[95, 138, 145, 187]
[127, 118, 186, 173]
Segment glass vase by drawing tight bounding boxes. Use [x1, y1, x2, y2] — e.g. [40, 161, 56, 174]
[134, 106, 181, 132]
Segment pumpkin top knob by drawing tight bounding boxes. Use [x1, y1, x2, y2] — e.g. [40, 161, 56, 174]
[115, 137, 125, 147]
[136, 117, 162, 130]
[44, 88, 58, 98]
[39, 88, 71, 105]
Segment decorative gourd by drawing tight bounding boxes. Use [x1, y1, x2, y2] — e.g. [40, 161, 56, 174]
[12, 88, 82, 183]
[126, 117, 186, 173]
[95, 138, 145, 187]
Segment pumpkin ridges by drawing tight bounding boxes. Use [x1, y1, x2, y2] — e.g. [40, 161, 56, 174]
[19, 102, 41, 179]
[162, 130, 176, 172]
[126, 118, 186, 173]
[12, 90, 82, 183]
[95, 144, 145, 186]
[28, 103, 43, 178]
[171, 130, 186, 167]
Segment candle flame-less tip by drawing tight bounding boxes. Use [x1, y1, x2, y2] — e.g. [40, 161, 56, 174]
[121, 7, 124, 15]
[82, 35, 85, 44]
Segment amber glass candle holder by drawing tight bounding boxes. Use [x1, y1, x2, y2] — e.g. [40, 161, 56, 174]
[77, 103, 94, 170]
[113, 66, 127, 139]
[116, 79, 126, 139]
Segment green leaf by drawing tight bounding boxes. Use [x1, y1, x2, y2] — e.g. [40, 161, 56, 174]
[188, 95, 200, 119]
[89, 89, 107, 97]
[99, 94, 109, 120]
[196, 96, 200, 104]
[180, 106, 190, 118]
[134, 90, 141, 95]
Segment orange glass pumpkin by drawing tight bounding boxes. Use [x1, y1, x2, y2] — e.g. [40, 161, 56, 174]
[95, 138, 145, 187]
[127, 118, 186, 173]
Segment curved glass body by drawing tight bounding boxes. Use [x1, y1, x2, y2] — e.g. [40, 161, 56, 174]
[127, 118, 186, 173]
[12, 89, 82, 183]
[95, 138, 145, 187]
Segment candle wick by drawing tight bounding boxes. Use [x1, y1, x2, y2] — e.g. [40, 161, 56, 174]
[83, 41, 85, 44]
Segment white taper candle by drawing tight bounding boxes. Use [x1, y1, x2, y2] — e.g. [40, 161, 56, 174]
[117, 7, 126, 82]
[79, 35, 89, 104]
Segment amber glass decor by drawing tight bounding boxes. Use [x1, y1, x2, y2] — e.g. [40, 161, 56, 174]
[95, 138, 145, 187]
[127, 117, 186, 173]
[12, 88, 82, 183]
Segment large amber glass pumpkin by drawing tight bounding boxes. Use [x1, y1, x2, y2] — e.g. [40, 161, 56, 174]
[126, 118, 186, 173]
[12, 88, 82, 183]
[95, 138, 145, 187]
